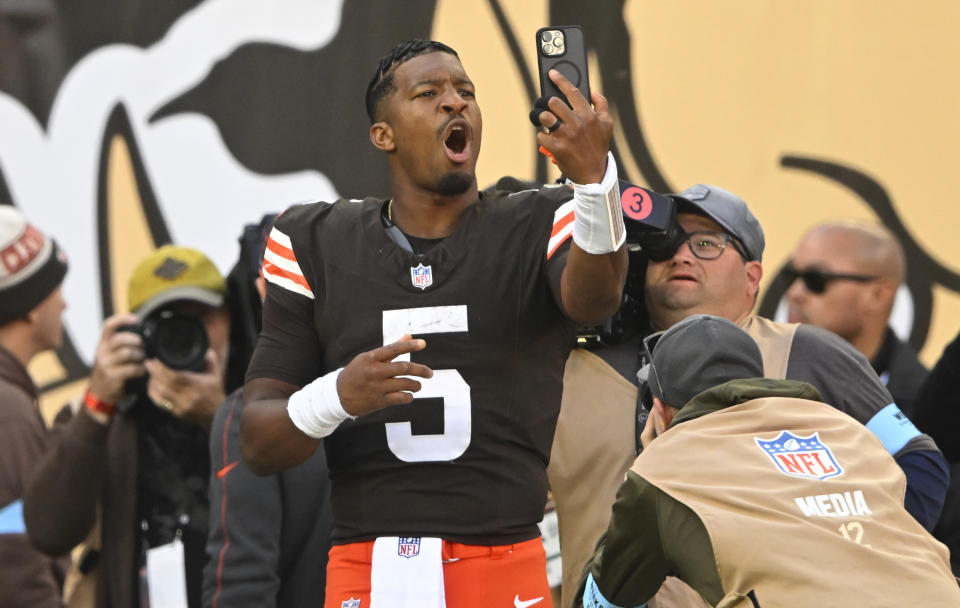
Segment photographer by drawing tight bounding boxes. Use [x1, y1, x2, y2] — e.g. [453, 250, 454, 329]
[24, 245, 230, 608]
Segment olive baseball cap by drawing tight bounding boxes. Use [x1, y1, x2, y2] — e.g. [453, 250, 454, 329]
[647, 314, 764, 409]
[672, 184, 765, 261]
[127, 245, 226, 318]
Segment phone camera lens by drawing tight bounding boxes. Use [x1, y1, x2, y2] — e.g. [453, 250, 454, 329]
[541, 31, 553, 43]
[543, 43, 555, 55]
[554, 36, 564, 49]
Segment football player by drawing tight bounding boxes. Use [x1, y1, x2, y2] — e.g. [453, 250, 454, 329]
[240, 39, 628, 608]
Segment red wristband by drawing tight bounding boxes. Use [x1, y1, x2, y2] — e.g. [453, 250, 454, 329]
[83, 390, 116, 416]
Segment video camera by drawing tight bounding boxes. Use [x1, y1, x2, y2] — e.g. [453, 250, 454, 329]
[118, 309, 209, 372]
[617, 180, 685, 262]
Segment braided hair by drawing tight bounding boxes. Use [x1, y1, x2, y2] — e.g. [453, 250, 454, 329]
[365, 39, 459, 123]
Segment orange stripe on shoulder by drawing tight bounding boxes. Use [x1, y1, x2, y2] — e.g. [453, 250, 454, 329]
[266, 236, 296, 261]
[263, 259, 311, 291]
[547, 232, 573, 260]
[551, 209, 575, 238]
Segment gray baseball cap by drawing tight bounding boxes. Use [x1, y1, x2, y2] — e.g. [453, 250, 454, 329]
[673, 184, 765, 261]
[647, 314, 764, 409]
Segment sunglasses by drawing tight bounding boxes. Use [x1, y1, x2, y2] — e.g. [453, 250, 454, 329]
[783, 265, 879, 294]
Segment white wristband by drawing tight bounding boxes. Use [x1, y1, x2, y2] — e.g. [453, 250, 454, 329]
[570, 151, 626, 254]
[287, 367, 355, 438]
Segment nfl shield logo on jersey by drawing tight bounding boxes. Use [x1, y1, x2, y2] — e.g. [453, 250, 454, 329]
[398, 537, 421, 558]
[410, 263, 432, 290]
[341, 599, 361, 608]
[754, 431, 844, 480]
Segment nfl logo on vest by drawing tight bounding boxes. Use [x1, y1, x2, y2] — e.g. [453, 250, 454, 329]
[755, 431, 844, 481]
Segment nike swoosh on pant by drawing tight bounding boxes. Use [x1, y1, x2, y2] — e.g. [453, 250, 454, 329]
[514, 595, 544, 608]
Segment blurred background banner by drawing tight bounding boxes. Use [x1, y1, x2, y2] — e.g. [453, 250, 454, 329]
[2, 0, 958, 411]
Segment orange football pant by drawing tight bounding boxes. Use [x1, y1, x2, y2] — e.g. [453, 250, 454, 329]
[324, 537, 553, 608]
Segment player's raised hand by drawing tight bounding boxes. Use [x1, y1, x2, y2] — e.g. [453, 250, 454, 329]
[536, 68, 613, 185]
[337, 333, 434, 416]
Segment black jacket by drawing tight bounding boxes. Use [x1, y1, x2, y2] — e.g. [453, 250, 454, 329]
[871, 326, 929, 419]
[913, 330, 960, 574]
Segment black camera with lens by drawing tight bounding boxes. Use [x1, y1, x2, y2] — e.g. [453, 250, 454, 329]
[118, 309, 209, 372]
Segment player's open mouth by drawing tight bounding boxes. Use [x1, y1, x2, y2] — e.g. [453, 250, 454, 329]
[442, 119, 471, 163]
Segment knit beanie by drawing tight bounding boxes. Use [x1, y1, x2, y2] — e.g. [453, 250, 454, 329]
[0, 206, 68, 324]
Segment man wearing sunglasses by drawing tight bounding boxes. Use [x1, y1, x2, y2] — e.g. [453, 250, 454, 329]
[548, 184, 948, 607]
[785, 222, 928, 419]
[573, 315, 960, 608]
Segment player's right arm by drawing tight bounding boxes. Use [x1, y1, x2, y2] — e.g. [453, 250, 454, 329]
[241, 378, 316, 476]
[240, 211, 325, 475]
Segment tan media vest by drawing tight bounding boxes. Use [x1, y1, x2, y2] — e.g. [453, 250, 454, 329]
[633, 396, 959, 607]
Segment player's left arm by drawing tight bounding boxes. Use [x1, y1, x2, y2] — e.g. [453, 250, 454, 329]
[561, 240, 628, 325]
[537, 69, 627, 325]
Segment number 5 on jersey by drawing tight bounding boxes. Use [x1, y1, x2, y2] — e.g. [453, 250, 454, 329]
[382, 306, 471, 462]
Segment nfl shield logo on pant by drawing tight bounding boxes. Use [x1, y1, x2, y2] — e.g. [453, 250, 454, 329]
[398, 537, 421, 558]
